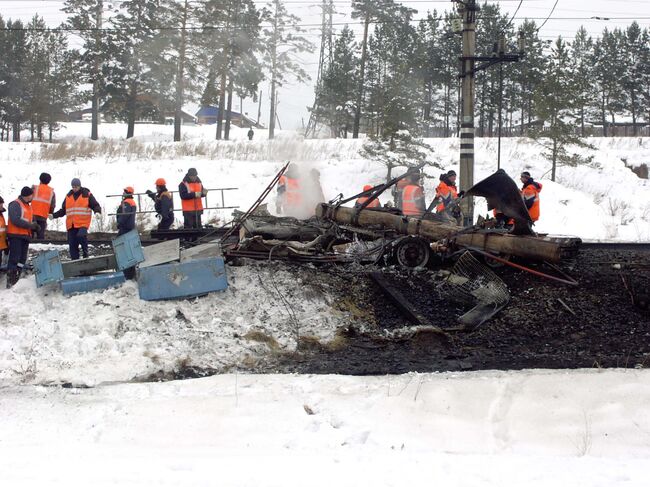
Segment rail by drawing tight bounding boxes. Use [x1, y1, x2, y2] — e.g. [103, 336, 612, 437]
[106, 188, 239, 216]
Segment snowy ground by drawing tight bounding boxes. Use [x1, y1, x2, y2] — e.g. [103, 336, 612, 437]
[1, 124, 649, 485]
[0, 123, 648, 240]
[1, 370, 649, 486]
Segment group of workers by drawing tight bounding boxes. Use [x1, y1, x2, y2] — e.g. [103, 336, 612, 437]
[354, 168, 542, 224]
[0, 167, 207, 288]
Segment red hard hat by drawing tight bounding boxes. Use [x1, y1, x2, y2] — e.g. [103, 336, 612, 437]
[124, 186, 134, 194]
[155, 178, 166, 186]
[363, 184, 373, 191]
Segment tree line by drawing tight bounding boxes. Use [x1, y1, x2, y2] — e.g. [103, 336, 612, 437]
[312, 1, 650, 141]
[1, 1, 649, 144]
[0, 0, 312, 142]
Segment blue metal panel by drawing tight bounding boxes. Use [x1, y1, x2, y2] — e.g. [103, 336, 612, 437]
[34, 250, 64, 287]
[137, 257, 228, 301]
[112, 230, 145, 271]
[61, 271, 126, 296]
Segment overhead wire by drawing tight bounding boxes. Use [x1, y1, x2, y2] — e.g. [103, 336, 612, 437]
[536, 0, 559, 32]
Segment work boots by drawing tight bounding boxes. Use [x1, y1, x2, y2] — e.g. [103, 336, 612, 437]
[5, 270, 19, 289]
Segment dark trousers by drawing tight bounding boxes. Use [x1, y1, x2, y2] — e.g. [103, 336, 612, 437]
[7, 236, 29, 271]
[158, 215, 174, 231]
[68, 228, 89, 260]
[33, 216, 47, 239]
[183, 212, 202, 229]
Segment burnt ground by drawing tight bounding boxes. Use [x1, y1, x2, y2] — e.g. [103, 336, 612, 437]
[266, 247, 650, 374]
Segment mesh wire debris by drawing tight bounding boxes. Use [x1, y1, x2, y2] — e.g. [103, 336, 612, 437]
[438, 251, 510, 328]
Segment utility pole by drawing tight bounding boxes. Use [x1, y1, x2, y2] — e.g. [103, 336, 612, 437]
[91, 0, 103, 141]
[457, 0, 478, 225]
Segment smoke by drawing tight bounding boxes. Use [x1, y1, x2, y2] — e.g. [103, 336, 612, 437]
[276, 161, 325, 219]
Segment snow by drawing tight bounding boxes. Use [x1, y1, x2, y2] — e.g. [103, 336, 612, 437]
[1, 370, 649, 486]
[1, 125, 650, 485]
[1, 123, 648, 239]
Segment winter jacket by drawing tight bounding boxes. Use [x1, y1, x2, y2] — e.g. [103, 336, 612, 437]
[521, 179, 542, 221]
[116, 197, 136, 235]
[178, 176, 205, 214]
[53, 188, 102, 229]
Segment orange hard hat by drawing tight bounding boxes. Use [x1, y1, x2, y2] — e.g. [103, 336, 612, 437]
[155, 178, 166, 186]
[124, 186, 134, 194]
[363, 184, 373, 191]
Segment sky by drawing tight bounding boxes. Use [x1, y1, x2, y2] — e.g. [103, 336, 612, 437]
[1, 0, 649, 129]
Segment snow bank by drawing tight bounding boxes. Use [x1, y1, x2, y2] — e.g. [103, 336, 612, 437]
[0, 369, 649, 486]
[0, 263, 345, 387]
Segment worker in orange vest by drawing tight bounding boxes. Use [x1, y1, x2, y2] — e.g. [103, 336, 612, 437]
[52, 178, 102, 260]
[435, 170, 459, 213]
[276, 164, 302, 215]
[399, 171, 426, 218]
[520, 171, 542, 222]
[116, 186, 137, 236]
[0, 196, 9, 269]
[355, 185, 381, 209]
[31, 172, 55, 240]
[178, 168, 206, 229]
[6, 187, 39, 288]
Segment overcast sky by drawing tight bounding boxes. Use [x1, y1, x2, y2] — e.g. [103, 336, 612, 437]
[2, 0, 649, 130]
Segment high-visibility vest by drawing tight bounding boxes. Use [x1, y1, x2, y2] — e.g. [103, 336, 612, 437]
[65, 192, 93, 230]
[279, 176, 301, 207]
[181, 181, 204, 212]
[435, 181, 458, 212]
[7, 198, 33, 237]
[356, 196, 380, 208]
[522, 182, 542, 222]
[31, 183, 54, 218]
[401, 185, 425, 217]
[0, 214, 8, 250]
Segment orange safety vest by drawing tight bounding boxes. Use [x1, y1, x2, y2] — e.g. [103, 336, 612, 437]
[7, 198, 33, 237]
[279, 176, 301, 207]
[65, 192, 93, 230]
[522, 182, 542, 222]
[31, 183, 54, 218]
[0, 214, 7, 250]
[356, 196, 380, 208]
[401, 184, 425, 217]
[435, 181, 458, 212]
[181, 181, 204, 212]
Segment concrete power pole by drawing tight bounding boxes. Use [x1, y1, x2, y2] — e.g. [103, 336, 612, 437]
[91, 0, 103, 141]
[458, 0, 478, 225]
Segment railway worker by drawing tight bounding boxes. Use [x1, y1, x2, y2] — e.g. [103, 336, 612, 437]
[520, 171, 542, 222]
[435, 170, 459, 213]
[276, 163, 301, 215]
[400, 170, 426, 218]
[355, 185, 381, 209]
[179, 168, 206, 229]
[247, 127, 254, 141]
[116, 186, 137, 236]
[0, 197, 9, 268]
[6, 187, 39, 288]
[146, 178, 174, 230]
[31, 172, 55, 240]
[52, 178, 102, 260]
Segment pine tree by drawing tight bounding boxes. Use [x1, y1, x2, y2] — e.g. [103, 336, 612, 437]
[63, 0, 106, 140]
[262, 0, 313, 140]
[592, 29, 626, 136]
[513, 20, 546, 134]
[24, 15, 51, 141]
[359, 130, 442, 183]
[0, 19, 29, 141]
[569, 26, 595, 136]
[531, 37, 592, 182]
[622, 22, 648, 136]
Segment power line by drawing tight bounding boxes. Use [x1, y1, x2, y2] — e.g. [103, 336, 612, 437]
[536, 0, 560, 32]
[503, 0, 523, 31]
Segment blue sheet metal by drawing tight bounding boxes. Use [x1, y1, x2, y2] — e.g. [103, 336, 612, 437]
[137, 257, 228, 301]
[34, 250, 64, 287]
[61, 271, 126, 296]
[112, 230, 145, 271]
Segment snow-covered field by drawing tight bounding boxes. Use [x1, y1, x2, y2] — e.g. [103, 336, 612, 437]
[1, 123, 649, 240]
[2, 370, 650, 486]
[1, 124, 649, 486]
